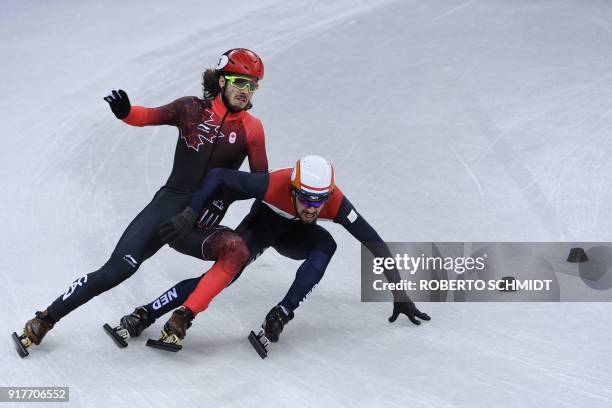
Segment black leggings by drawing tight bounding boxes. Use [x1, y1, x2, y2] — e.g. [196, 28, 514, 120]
[143, 201, 337, 320]
[46, 187, 193, 323]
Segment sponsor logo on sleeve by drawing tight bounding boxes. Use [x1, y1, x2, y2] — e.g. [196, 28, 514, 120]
[122, 255, 138, 268]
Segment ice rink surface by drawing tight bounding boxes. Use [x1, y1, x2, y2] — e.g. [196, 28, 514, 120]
[1, 0, 612, 406]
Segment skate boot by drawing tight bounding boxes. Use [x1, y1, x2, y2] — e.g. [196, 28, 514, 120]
[103, 306, 155, 348]
[263, 305, 293, 342]
[146, 307, 194, 352]
[12, 310, 55, 357]
[121, 306, 155, 337]
[248, 305, 294, 359]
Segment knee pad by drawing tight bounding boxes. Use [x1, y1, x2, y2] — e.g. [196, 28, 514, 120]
[228, 235, 250, 266]
[210, 230, 250, 273]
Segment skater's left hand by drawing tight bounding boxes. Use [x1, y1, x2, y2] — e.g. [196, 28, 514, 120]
[158, 207, 197, 244]
[197, 187, 236, 229]
[388, 301, 431, 325]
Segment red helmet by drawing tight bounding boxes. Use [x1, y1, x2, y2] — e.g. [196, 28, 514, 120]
[216, 48, 264, 80]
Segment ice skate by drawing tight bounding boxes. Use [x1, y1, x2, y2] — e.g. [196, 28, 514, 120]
[12, 310, 54, 358]
[103, 306, 155, 348]
[263, 305, 293, 342]
[146, 307, 194, 352]
[248, 305, 293, 359]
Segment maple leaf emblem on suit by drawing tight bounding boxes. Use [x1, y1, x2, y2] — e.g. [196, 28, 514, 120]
[181, 111, 225, 151]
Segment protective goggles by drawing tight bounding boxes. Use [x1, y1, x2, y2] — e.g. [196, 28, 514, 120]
[224, 75, 259, 92]
[294, 189, 329, 208]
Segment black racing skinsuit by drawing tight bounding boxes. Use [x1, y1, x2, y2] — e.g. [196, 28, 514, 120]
[45, 95, 267, 323]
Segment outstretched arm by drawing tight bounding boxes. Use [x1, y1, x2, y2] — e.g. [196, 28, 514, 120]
[189, 168, 268, 214]
[104, 90, 189, 127]
[158, 169, 268, 244]
[334, 196, 402, 293]
[334, 196, 431, 325]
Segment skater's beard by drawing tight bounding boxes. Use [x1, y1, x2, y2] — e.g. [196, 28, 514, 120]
[221, 85, 251, 112]
[294, 198, 324, 224]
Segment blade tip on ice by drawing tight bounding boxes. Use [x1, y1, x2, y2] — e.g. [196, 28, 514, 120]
[102, 323, 128, 348]
[146, 338, 182, 352]
[11, 331, 30, 358]
[248, 330, 269, 359]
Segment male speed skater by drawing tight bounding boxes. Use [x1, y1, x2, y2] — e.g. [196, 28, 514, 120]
[12, 48, 269, 357]
[111, 155, 430, 356]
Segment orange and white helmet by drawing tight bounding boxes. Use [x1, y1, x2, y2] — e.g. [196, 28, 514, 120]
[291, 155, 335, 203]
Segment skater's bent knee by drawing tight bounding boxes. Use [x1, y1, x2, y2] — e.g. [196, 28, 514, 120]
[230, 237, 250, 266]
[317, 234, 337, 256]
[206, 230, 250, 267]
[97, 256, 140, 286]
[221, 231, 250, 267]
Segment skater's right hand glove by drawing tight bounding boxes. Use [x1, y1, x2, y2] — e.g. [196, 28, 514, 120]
[388, 301, 431, 326]
[158, 207, 197, 245]
[104, 89, 131, 119]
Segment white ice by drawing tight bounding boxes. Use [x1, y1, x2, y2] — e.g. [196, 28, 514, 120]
[1, 0, 612, 407]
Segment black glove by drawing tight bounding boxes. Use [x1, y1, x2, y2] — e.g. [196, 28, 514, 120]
[103, 89, 131, 119]
[388, 301, 431, 325]
[196, 186, 237, 229]
[197, 199, 226, 229]
[158, 207, 197, 245]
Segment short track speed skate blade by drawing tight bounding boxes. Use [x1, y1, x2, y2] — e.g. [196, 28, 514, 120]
[12, 331, 30, 358]
[146, 338, 182, 352]
[248, 330, 269, 359]
[103, 323, 128, 348]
